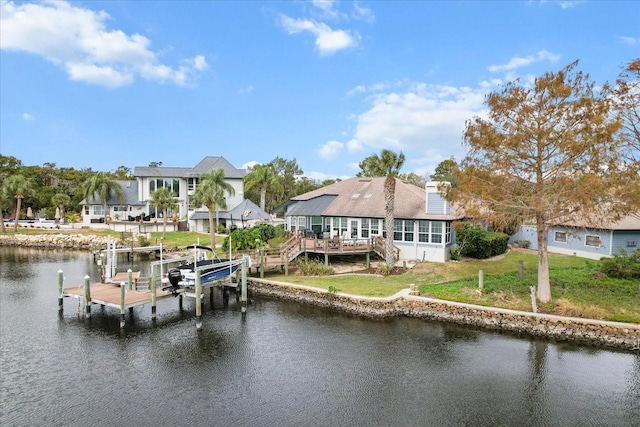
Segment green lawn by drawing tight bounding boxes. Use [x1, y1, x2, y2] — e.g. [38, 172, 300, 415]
[265, 250, 640, 323]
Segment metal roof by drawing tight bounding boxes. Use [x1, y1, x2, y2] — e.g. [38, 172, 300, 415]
[286, 195, 337, 216]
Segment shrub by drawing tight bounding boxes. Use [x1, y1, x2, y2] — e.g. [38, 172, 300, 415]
[221, 224, 284, 252]
[599, 248, 640, 279]
[454, 222, 509, 259]
[376, 262, 391, 276]
[298, 260, 334, 276]
[138, 235, 150, 247]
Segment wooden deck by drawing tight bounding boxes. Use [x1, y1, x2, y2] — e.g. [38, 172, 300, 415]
[63, 282, 172, 310]
[245, 235, 392, 275]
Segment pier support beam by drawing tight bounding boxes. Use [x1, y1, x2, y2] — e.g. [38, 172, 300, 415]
[83, 275, 91, 318]
[58, 270, 64, 312]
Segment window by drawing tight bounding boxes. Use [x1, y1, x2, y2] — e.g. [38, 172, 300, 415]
[393, 220, 403, 241]
[444, 222, 451, 244]
[332, 217, 347, 236]
[404, 220, 414, 242]
[298, 217, 307, 230]
[371, 219, 379, 236]
[431, 221, 442, 244]
[92, 206, 105, 216]
[585, 235, 601, 248]
[311, 216, 323, 234]
[626, 240, 637, 248]
[418, 221, 429, 243]
[361, 219, 370, 238]
[555, 231, 567, 243]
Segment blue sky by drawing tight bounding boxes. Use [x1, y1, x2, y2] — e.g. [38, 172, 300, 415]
[1, 0, 638, 181]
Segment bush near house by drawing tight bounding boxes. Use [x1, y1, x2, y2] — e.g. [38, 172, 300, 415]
[222, 224, 287, 252]
[599, 248, 640, 279]
[452, 222, 509, 260]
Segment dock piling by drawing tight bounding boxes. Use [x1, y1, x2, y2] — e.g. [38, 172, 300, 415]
[58, 270, 64, 312]
[150, 265, 157, 320]
[83, 275, 91, 318]
[127, 269, 133, 291]
[120, 282, 126, 328]
[241, 256, 248, 314]
[195, 270, 202, 329]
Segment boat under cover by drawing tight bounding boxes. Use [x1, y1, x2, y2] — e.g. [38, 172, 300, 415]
[165, 245, 246, 290]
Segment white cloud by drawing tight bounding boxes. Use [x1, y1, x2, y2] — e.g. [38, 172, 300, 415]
[316, 140, 344, 160]
[346, 138, 364, 152]
[488, 50, 560, 73]
[242, 161, 259, 171]
[0, 1, 207, 88]
[619, 36, 638, 46]
[352, 3, 375, 23]
[311, 0, 339, 18]
[558, 1, 586, 9]
[192, 55, 209, 71]
[280, 15, 359, 56]
[21, 113, 35, 121]
[344, 81, 488, 176]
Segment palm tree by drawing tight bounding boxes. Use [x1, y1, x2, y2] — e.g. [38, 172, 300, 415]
[0, 189, 11, 234]
[150, 186, 178, 238]
[4, 174, 34, 232]
[82, 172, 124, 221]
[244, 163, 279, 212]
[191, 169, 235, 250]
[358, 149, 405, 269]
[51, 193, 71, 225]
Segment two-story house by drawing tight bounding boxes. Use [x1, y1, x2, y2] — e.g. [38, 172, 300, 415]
[81, 156, 249, 229]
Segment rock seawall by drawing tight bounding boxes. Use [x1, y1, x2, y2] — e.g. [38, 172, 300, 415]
[0, 233, 116, 250]
[248, 279, 640, 352]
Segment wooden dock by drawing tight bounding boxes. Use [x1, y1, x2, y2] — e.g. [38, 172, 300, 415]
[62, 282, 170, 310]
[59, 257, 251, 329]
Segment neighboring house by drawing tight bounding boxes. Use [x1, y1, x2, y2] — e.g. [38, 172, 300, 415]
[190, 198, 271, 232]
[279, 177, 464, 262]
[81, 156, 249, 229]
[510, 213, 640, 260]
[81, 180, 146, 224]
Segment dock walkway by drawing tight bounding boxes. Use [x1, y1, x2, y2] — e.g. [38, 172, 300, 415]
[63, 282, 172, 310]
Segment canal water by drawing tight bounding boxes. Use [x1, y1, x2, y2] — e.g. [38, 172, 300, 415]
[1, 247, 638, 426]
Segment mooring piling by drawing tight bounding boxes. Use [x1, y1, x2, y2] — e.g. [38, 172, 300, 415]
[127, 269, 133, 291]
[195, 270, 202, 329]
[83, 275, 91, 317]
[150, 265, 157, 320]
[241, 256, 248, 314]
[58, 270, 64, 312]
[120, 282, 126, 328]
